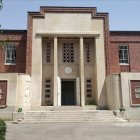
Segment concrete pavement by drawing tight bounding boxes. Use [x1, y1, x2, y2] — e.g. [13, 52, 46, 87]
[6, 122, 140, 140]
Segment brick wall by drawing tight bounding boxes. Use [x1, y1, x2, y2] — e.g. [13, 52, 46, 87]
[109, 31, 140, 74]
[0, 30, 27, 73]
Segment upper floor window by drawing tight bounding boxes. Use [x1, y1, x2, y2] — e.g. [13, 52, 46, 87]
[5, 44, 16, 64]
[62, 43, 74, 63]
[118, 45, 129, 64]
[85, 43, 91, 63]
[45, 42, 51, 63]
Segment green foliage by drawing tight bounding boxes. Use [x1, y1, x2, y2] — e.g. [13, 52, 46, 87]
[0, 0, 4, 49]
[119, 106, 125, 112]
[0, 135, 5, 140]
[0, 0, 3, 10]
[0, 119, 6, 138]
[85, 100, 96, 105]
[17, 108, 23, 112]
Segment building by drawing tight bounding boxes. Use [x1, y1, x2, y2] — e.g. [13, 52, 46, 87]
[0, 7, 140, 120]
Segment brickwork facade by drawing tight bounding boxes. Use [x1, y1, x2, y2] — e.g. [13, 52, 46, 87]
[0, 7, 140, 113]
[0, 9, 140, 76]
[1, 27, 140, 75]
[0, 30, 27, 73]
[110, 31, 140, 74]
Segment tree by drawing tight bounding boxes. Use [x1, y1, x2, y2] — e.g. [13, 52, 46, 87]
[0, 0, 5, 49]
[0, 0, 2, 10]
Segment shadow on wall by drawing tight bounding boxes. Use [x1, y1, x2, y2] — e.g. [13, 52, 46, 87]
[97, 81, 108, 110]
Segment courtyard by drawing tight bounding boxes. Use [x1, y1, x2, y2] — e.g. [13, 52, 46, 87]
[6, 122, 140, 140]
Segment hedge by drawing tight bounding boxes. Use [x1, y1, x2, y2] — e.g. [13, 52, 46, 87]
[0, 119, 6, 137]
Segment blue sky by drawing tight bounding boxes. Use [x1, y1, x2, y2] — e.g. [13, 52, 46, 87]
[0, 0, 140, 31]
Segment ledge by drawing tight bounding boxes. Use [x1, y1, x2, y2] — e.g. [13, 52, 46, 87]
[0, 105, 7, 108]
[36, 31, 100, 37]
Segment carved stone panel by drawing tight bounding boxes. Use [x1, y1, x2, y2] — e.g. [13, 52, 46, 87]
[0, 81, 7, 106]
[131, 80, 140, 105]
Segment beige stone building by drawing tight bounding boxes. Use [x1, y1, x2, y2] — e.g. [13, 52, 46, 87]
[0, 7, 140, 121]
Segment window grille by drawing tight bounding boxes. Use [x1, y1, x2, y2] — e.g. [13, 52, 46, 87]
[85, 43, 91, 63]
[45, 42, 51, 63]
[86, 79, 92, 98]
[44, 79, 51, 99]
[62, 43, 74, 63]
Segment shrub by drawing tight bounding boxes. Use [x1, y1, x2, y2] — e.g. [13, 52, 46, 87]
[17, 108, 22, 112]
[86, 100, 96, 105]
[0, 119, 6, 137]
[119, 106, 125, 112]
[0, 135, 5, 140]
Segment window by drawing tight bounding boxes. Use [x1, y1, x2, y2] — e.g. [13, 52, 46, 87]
[85, 79, 92, 98]
[45, 42, 51, 63]
[5, 44, 16, 64]
[62, 43, 74, 63]
[44, 79, 51, 99]
[118, 45, 129, 64]
[85, 43, 91, 63]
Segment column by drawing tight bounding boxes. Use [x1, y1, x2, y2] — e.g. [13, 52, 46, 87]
[95, 37, 106, 106]
[53, 36, 58, 106]
[80, 37, 85, 106]
[31, 37, 42, 107]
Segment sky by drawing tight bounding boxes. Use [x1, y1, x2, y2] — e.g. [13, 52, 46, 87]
[0, 0, 140, 31]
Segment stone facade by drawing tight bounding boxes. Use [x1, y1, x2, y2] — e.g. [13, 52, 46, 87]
[0, 7, 140, 120]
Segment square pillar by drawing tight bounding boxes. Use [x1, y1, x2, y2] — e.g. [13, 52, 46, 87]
[31, 37, 42, 107]
[95, 37, 106, 107]
[80, 37, 85, 106]
[53, 36, 58, 106]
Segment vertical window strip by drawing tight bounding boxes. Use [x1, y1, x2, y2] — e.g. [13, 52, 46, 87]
[46, 42, 51, 63]
[85, 43, 91, 63]
[86, 79, 92, 98]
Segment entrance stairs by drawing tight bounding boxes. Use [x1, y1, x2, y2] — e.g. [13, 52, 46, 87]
[22, 106, 127, 123]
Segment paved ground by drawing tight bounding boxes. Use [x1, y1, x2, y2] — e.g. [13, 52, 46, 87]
[6, 122, 140, 140]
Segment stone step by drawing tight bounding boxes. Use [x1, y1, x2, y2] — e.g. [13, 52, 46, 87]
[24, 118, 118, 121]
[53, 106, 84, 111]
[23, 118, 126, 123]
[22, 110, 126, 123]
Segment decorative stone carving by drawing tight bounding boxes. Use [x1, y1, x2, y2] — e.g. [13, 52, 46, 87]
[135, 87, 140, 98]
[135, 93, 140, 98]
[25, 81, 31, 104]
[64, 67, 72, 74]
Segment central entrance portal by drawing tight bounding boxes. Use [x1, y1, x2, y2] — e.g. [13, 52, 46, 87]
[61, 80, 76, 105]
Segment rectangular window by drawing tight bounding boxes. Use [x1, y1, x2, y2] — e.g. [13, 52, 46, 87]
[118, 45, 129, 64]
[5, 44, 16, 64]
[85, 79, 92, 98]
[45, 42, 51, 63]
[44, 79, 51, 99]
[85, 43, 91, 63]
[62, 43, 74, 63]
